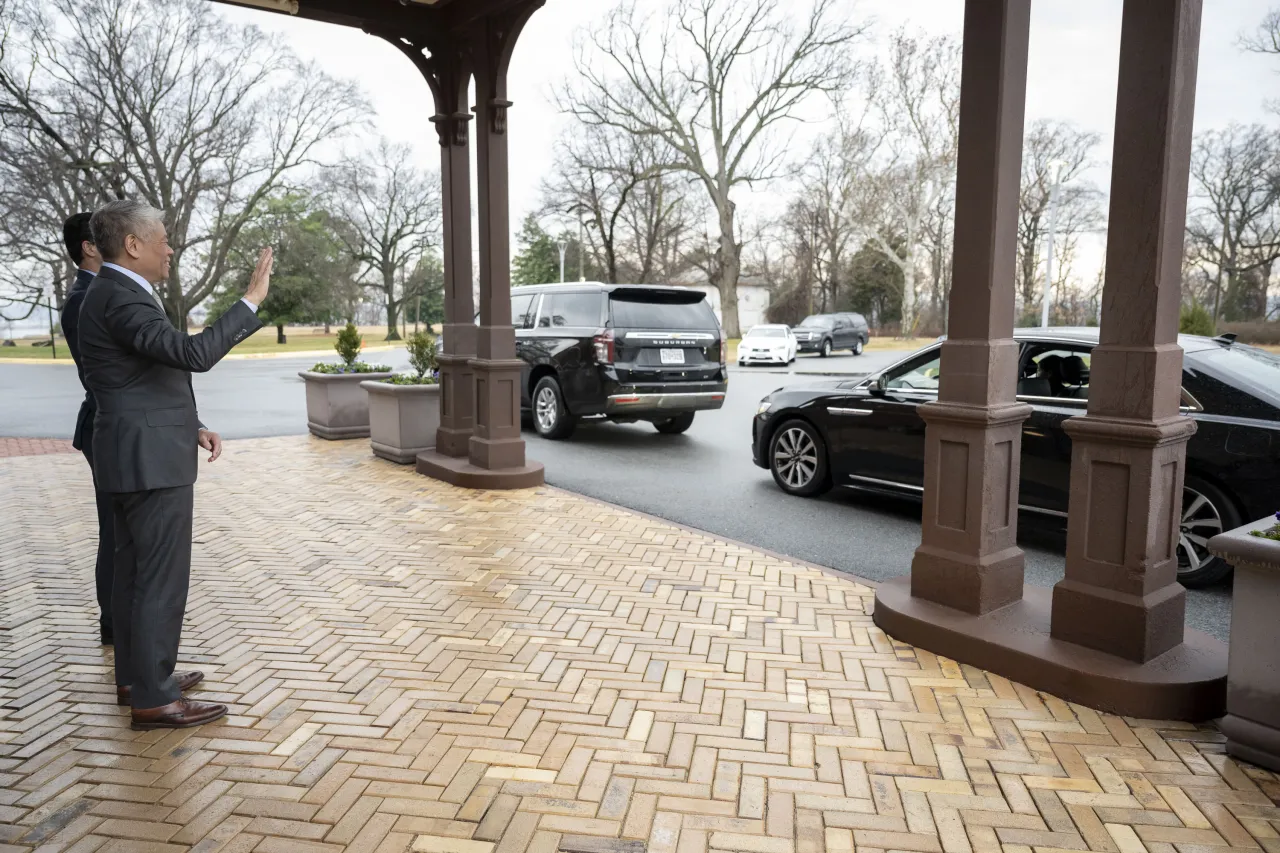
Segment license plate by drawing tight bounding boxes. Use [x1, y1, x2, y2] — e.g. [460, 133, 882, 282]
[660, 348, 685, 365]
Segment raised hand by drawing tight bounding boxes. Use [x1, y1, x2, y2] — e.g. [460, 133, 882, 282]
[243, 247, 274, 307]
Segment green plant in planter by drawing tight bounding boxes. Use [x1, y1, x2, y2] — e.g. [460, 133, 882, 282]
[310, 322, 391, 374]
[1248, 511, 1280, 541]
[381, 331, 439, 386]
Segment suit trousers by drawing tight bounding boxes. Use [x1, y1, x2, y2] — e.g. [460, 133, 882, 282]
[81, 442, 115, 636]
[111, 485, 194, 709]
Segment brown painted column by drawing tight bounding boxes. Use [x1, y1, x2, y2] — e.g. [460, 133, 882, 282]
[430, 47, 476, 458]
[908, 0, 1033, 615]
[384, 32, 475, 457]
[468, 7, 538, 472]
[1051, 0, 1202, 662]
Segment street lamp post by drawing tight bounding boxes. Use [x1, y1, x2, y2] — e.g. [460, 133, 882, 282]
[557, 240, 567, 284]
[577, 219, 585, 282]
[1040, 160, 1065, 328]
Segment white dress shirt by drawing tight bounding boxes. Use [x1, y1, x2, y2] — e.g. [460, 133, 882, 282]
[101, 263, 258, 312]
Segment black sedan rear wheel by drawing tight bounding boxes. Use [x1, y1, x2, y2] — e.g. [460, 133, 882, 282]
[768, 419, 832, 497]
[1176, 477, 1239, 587]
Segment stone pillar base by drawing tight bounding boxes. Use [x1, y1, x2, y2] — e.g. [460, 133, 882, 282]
[1052, 414, 1196, 662]
[874, 576, 1226, 720]
[469, 357, 527, 471]
[417, 449, 544, 490]
[911, 399, 1032, 614]
[435, 352, 474, 458]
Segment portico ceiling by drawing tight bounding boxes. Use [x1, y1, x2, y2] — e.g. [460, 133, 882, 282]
[210, 0, 531, 33]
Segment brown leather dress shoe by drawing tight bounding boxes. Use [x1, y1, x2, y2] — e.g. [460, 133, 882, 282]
[130, 699, 228, 731]
[117, 671, 205, 706]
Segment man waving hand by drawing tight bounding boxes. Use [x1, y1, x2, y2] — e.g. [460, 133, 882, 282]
[78, 198, 271, 730]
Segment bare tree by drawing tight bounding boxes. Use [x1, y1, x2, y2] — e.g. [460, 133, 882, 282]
[0, 0, 367, 329]
[540, 122, 695, 285]
[849, 29, 961, 337]
[329, 141, 442, 341]
[1016, 120, 1105, 322]
[1186, 124, 1280, 324]
[1242, 9, 1280, 55]
[562, 0, 865, 337]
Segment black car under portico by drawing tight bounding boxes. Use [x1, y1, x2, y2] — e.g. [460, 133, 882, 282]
[751, 328, 1280, 588]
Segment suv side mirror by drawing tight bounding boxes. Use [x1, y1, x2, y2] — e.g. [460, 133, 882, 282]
[870, 374, 888, 397]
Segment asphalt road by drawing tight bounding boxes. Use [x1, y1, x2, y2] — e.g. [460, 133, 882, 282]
[1, 348, 1232, 641]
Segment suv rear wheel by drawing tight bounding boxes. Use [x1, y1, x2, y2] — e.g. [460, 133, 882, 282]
[820, 339, 832, 358]
[853, 338, 864, 356]
[532, 376, 576, 440]
[653, 413, 695, 434]
[768, 419, 831, 496]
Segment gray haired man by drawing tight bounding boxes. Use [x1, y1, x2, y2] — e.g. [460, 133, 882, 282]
[77, 199, 272, 729]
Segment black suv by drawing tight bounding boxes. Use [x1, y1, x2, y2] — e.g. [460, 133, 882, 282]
[480, 283, 728, 439]
[792, 312, 870, 357]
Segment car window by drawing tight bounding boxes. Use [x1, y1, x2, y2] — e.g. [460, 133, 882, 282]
[512, 293, 537, 330]
[1020, 344, 1091, 400]
[800, 315, 835, 328]
[747, 327, 786, 338]
[1190, 344, 1280, 407]
[609, 293, 718, 330]
[540, 292, 602, 328]
[885, 351, 941, 392]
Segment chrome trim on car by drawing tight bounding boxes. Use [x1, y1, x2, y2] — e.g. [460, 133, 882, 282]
[605, 391, 727, 413]
[845, 474, 1071, 518]
[828, 407, 874, 416]
[847, 475, 924, 492]
[624, 332, 716, 341]
[1017, 394, 1087, 406]
[1019, 504, 1069, 518]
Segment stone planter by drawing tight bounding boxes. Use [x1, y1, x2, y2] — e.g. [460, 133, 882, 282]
[362, 380, 440, 464]
[1209, 517, 1280, 772]
[299, 370, 394, 440]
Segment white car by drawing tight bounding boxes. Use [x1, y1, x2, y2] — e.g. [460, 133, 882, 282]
[737, 324, 797, 366]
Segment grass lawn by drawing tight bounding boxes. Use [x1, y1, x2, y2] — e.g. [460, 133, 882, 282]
[221, 327, 405, 356]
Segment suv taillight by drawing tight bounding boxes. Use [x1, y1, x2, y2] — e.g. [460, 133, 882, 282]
[593, 329, 615, 364]
[719, 340, 726, 366]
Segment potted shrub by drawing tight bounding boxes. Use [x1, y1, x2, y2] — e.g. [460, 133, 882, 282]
[299, 322, 393, 439]
[361, 331, 440, 464]
[1208, 511, 1280, 772]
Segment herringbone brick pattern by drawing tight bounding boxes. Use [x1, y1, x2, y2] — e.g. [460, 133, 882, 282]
[0, 436, 1276, 853]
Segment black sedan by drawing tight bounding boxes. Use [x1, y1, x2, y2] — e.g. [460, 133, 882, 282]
[751, 328, 1280, 587]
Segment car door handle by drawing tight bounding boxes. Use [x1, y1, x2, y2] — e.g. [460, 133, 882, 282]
[828, 407, 874, 416]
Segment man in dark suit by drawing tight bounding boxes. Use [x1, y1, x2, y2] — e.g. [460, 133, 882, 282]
[78, 198, 271, 730]
[59, 212, 114, 645]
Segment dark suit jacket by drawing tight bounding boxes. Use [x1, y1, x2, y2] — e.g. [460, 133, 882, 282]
[77, 265, 262, 493]
[59, 268, 97, 453]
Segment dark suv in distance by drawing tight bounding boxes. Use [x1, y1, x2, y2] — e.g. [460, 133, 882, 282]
[498, 283, 728, 439]
[792, 312, 870, 357]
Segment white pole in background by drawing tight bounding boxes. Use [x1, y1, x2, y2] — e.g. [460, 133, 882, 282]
[1040, 161, 1065, 328]
[557, 240, 566, 283]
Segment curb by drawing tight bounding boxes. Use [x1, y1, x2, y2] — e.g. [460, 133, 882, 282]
[1, 344, 405, 365]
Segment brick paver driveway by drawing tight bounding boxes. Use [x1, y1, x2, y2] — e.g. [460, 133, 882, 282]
[1, 436, 1277, 853]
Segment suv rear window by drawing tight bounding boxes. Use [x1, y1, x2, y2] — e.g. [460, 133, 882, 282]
[609, 291, 718, 330]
